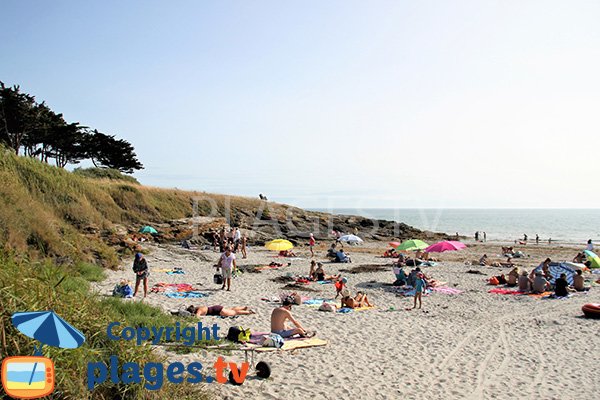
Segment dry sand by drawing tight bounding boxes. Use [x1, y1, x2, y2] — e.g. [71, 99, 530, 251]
[93, 240, 600, 400]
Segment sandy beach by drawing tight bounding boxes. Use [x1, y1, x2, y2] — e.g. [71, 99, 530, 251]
[93, 240, 600, 400]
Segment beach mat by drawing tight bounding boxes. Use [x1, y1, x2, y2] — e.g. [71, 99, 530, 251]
[488, 288, 553, 298]
[255, 337, 328, 352]
[165, 291, 208, 298]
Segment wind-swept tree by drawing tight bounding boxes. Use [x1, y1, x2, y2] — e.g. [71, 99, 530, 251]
[0, 82, 39, 154]
[87, 130, 144, 173]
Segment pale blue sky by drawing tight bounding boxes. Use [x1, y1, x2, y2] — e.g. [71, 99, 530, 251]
[1, 1, 599, 208]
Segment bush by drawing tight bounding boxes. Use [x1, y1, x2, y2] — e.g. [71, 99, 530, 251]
[73, 167, 140, 184]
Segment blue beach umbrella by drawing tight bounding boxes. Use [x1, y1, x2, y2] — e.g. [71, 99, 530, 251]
[11, 311, 85, 386]
[12, 311, 85, 350]
[139, 226, 158, 234]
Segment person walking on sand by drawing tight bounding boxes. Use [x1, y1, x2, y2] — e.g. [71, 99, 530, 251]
[309, 233, 316, 257]
[412, 272, 427, 309]
[132, 253, 149, 298]
[271, 296, 315, 338]
[218, 247, 236, 291]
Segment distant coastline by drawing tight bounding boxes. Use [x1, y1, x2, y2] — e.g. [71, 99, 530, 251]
[308, 208, 600, 244]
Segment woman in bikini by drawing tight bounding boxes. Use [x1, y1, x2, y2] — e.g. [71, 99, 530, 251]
[187, 305, 255, 317]
[340, 289, 373, 309]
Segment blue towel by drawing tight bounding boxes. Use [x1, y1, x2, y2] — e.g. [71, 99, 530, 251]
[317, 280, 333, 284]
[337, 307, 353, 313]
[166, 270, 185, 275]
[165, 291, 208, 299]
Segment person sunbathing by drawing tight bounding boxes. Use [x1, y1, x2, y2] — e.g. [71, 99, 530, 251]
[314, 263, 341, 281]
[383, 248, 398, 258]
[573, 252, 586, 263]
[573, 270, 589, 292]
[187, 305, 255, 317]
[339, 289, 372, 309]
[532, 271, 550, 294]
[507, 267, 519, 287]
[554, 273, 570, 297]
[479, 254, 489, 266]
[518, 270, 532, 292]
[271, 296, 315, 338]
[279, 250, 297, 257]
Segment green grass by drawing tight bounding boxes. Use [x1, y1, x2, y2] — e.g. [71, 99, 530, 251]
[73, 167, 140, 184]
[0, 253, 213, 400]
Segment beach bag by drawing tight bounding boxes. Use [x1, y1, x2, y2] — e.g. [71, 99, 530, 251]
[319, 302, 336, 312]
[213, 272, 223, 285]
[260, 333, 284, 348]
[488, 276, 499, 285]
[227, 326, 251, 343]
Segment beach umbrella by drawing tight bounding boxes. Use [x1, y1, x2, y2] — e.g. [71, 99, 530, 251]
[389, 241, 401, 248]
[139, 226, 158, 235]
[265, 239, 294, 251]
[11, 311, 85, 388]
[12, 311, 86, 350]
[584, 250, 600, 269]
[425, 240, 466, 253]
[396, 239, 429, 252]
[338, 234, 363, 244]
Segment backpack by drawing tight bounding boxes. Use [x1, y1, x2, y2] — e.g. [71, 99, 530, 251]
[226, 326, 251, 343]
[260, 333, 284, 348]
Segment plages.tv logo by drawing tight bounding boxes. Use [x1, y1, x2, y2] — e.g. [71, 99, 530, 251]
[1, 311, 85, 399]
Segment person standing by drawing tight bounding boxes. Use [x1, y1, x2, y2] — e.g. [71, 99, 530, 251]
[475, 231, 479, 241]
[233, 227, 242, 252]
[586, 239, 593, 251]
[524, 233, 528, 242]
[132, 253, 149, 298]
[218, 247, 236, 291]
[535, 234, 539, 245]
[412, 272, 427, 309]
[483, 232, 487, 242]
[309, 233, 316, 257]
[241, 235, 248, 259]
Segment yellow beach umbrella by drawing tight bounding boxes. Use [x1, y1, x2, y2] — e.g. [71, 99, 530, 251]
[265, 239, 294, 251]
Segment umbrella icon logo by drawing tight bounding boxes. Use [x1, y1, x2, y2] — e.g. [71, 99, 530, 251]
[1, 311, 85, 399]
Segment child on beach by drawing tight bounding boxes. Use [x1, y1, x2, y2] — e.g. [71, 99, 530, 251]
[132, 253, 149, 298]
[412, 272, 426, 309]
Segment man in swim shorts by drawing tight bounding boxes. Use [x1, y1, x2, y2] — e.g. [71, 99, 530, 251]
[270, 296, 315, 338]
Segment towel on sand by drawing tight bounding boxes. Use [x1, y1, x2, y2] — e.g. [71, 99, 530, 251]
[165, 291, 208, 299]
[151, 283, 198, 293]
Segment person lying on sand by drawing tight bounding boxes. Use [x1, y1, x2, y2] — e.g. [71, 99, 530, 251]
[187, 305, 256, 317]
[507, 267, 520, 287]
[271, 296, 315, 338]
[518, 270, 532, 292]
[383, 248, 398, 258]
[573, 270, 590, 292]
[279, 250, 297, 257]
[339, 289, 372, 309]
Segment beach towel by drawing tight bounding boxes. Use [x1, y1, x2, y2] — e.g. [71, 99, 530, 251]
[488, 288, 553, 298]
[337, 306, 374, 313]
[395, 287, 432, 297]
[151, 283, 199, 293]
[302, 298, 334, 306]
[165, 291, 208, 299]
[432, 286, 463, 295]
[317, 280, 333, 284]
[166, 270, 185, 275]
[255, 337, 328, 352]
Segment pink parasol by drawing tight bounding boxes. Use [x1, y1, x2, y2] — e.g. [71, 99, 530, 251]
[389, 241, 401, 248]
[424, 240, 466, 253]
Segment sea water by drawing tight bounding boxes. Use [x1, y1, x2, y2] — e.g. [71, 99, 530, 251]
[310, 208, 600, 244]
